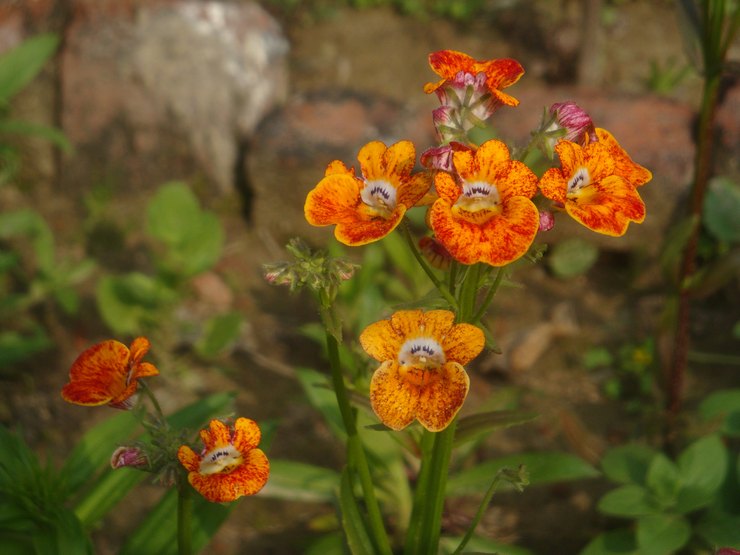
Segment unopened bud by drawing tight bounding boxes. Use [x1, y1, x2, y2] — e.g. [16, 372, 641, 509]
[110, 446, 149, 470]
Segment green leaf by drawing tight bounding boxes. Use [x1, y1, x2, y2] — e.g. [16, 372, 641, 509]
[636, 514, 691, 555]
[699, 389, 740, 436]
[0, 327, 52, 371]
[146, 182, 202, 246]
[0, 33, 58, 103]
[0, 120, 72, 152]
[704, 176, 740, 242]
[695, 509, 740, 548]
[547, 238, 599, 279]
[645, 454, 680, 506]
[119, 488, 233, 555]
[195, 312, 243, 358]
[95, 273, 176, 334]
[447, 452, 598, 496]
[579, 529, 638, 555]
[454, 410, 539, 446]
[601, 444, 658, 485]
[597, 485, 657, 517]
[338, 468, 374, 555]
[260, 459, 339, 502]
[674, 434, 727, 513]
[61, 411, 139, 494]
[295, 367, 345, 439]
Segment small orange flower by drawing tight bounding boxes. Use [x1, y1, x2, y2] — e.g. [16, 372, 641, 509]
[429, 139, 540, 266]
[178, 418, 269, 503]
[61, 337, 159, 409]
[304, 141, 432, 246]
[538, 134, 648, 236]
[360, 310, 485, 432]
[424, 50, 525, 108]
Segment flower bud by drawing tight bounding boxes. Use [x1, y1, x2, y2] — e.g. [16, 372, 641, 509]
[549, 101, 597, 145]
[110, 446, 149, 470]
[538, 210, 555, 232]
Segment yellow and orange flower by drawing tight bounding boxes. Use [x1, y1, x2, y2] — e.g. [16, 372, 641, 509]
[61, 337, 159, 409]
[178, 418, 269, 503]
[304, 141, 432, 246]
[538, 134, 649, 236]
[360, 310, 485, 432]
[428, 139, 540, 266]
[424, 50, 525, 108]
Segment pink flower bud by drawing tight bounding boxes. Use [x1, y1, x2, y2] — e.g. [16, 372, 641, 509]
[538, 210, 555, 232]
[110, 446, 149, 470]
[549, 101, 597, 145]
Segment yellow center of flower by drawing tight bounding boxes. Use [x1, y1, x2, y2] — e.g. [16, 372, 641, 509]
[360, 179, 398, 219]
[453, 179, 501, 224]
[398, 337, 445, 386]
[199, 444, 244, 475]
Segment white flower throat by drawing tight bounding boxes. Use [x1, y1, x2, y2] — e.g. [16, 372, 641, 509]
[398, 338, 446, 369]
[567, 167, 590, 195]
[361, 179, 397, 217]
[199, 444, 243, 475]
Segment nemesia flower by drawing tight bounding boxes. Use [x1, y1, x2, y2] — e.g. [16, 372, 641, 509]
[304, 141, 432, 246]
[595, 128, 652, 187]
[61, 337, 159, 409]
[538, 138, 647, 236]
[429, 139, 540, 266]
[178, 418, 269, 503]
[424, 50, 525, 109]
[360, 309, 485, 432]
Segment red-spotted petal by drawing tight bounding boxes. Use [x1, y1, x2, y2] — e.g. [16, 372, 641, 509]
[415, 362, 470, 432]
[370, 360, 419, 431]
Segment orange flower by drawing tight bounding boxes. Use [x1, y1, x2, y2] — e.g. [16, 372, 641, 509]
[61, 337, 159, 409]
[304, 141, 432, 246]
[178, 418, 269, 503]
[424, 50, 524, 108]
[428, 139, 540, 266]
[538, 135, 648, 236]
[360, 310, 485, 432]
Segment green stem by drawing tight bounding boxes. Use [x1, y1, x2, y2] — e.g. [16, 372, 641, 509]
[177, 476, 193, 555]
[450, 469, 507, 555]
[472, 267, 505, 324]
[138, 379, 166, 426]
[325, 329, 392, 555]
[404, 431, 435, 554]
[400, 220, 458, 311]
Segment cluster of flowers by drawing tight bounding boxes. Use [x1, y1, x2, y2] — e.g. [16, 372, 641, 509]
[61, 337, 269, 503]
[305, 50, 652, 266]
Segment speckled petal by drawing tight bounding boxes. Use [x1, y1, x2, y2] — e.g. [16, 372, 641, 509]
[128, 337, 150, 364]
[357, 141, 389, 180]
[383, 141, 416, 179]
[370, 360, 419, 431]
[325, 159, 354, 177]
[233, 417, 261, 453]
[477, 196, 540, 266]
[498, 160, 538, 200]
[132, 361, 159, 379]
[397, 171, 433, 208]
[434, 172, 462, 204]
[424, 50, 475, 93]
[596, 128, 652, 187]
[360, 318, 406, 362]
[305, 173, 362, 226]
[61, 379, 113, 406]
[419, 310, 456, 340]
[334, 207, 405, 246]
[62, 340, 130, 405]
[565, 175, 645, 236]
[442, 323, 485, 365]
[415, 362, 470, 432]
[390, 310, 426, 339]
[429, 199, 484, 265]
[538, 167, 568, 204]
[201, 419, 231, 450]
[177, 445, 200, 473]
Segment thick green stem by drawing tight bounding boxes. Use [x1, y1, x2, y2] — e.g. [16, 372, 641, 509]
[325, 329, 392, 555]
[177, 476, 193, 555]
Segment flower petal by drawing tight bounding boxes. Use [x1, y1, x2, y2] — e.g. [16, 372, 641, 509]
[397, 171, 433, 209]
[442, 323, 485, 365]
[434, 172, 461, 204]
[538, 167, 568, 203]
[128, 337, 151, 364]
[233, 417, 261, 453]
[419, 310, 456, 340]
[325, 159, 354, 177]
[177, 445, 201, 472]
[132, 361, 159, 379]
[498, 160, 538, 200]
[357, 141, 389, 180]
[370, 361, 419, 431]
[383, 140, 416, 179]
[596, 128, 652, 187]
[334, 207, 405, 246]
[360, 319, 404, 362]
[305, 174, 361, 227]
[415, 362, 470, 432]
[61, 379, 113, 406]
[201, 419, 231, 450]
[390, 310, 426, 339]
[565, 175, 645, 236]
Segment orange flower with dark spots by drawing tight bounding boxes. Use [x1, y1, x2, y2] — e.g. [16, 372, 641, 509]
[61, 337, 159, 409]
[304, 141, 432, 246]
[429, 139, 540, 266]
[424, 50, 525, 108]
[178, 418, 269, 503]
[539, 135, 648, 236]
[360, 310, 485, 432]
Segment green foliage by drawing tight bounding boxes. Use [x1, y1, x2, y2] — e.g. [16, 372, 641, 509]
[547, 237, 599, 279]
[585, 434, 740, 554]
[0, 209, 95, 373]
[643, 57, 692, 96]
